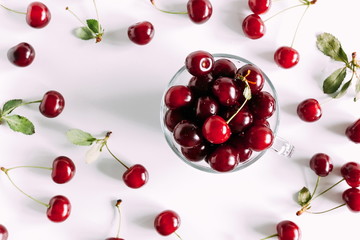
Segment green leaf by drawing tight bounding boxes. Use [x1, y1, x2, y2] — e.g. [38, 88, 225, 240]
[297, 187, 311, 207]
[316, 33, 348, 63]
[334, 79, 352, 99]
[2, 99, 23, 115]
[86, 19, 102, 34]
[323, 67, 347, 94]
[75, 27, 95, 40]
[67, 129, 97, 146]
[4, 115, 35, 135]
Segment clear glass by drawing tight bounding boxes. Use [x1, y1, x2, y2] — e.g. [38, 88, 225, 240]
[160, 53, 294, 173]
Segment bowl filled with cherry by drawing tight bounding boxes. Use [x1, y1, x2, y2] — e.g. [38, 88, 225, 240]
[160, 51, 294, 173]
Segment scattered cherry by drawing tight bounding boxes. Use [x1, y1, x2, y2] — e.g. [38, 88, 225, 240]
[187, 0, 213, 24]
[341, 162, 360, 188]
[343, 188, 360, 212]
[248, 0, 271, 15]
[164, 85, 193, 110]
[276, 220, 301, 240]
[206, 145, 239, 172]
[39, 90, 65, 118]
[154, 210, 181, 236]
[244, 125, 274, 151]
[7, 42, 35, 67]
[296, 98, 322, 122]
[185, 50, 214, 77]
[127, 21, 155, 45]
[0, 225, 8, 240]
[274, 46, 300, 69]
[51, 156, 76, 184]
[345, 119, 360, 143]
[309, 153, 333, 177]
[46, 195, 71, 222]
[202, 115, 231, 144]
[122, 164, 149, 189]
[242, 14, 265, 39]
[26, 2, 51, 28]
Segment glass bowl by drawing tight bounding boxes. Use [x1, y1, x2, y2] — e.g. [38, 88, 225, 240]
[160, 53, 293, 173]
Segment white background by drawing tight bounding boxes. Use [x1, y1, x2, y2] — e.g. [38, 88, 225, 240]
[1, 0, 360, 239]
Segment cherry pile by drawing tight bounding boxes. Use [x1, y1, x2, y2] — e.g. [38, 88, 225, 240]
[163, 51, 277, 172]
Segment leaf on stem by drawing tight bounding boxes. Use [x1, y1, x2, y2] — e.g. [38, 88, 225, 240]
[2, 99, 23, 115]
[323, 67, 347, 94]
[316, 33, 348, 63]
[4, 115, 35, 135]
[298, 186, 311, 207]
[86, 19, 102, 34]
[75, 27, 95, 40]
[334, 79, 352, 99]
[67, 129, 97, 146]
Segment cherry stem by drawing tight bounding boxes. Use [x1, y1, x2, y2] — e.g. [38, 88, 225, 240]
[312, 178, 345, 200]
[290, 4, 310, 47]
[150, 0, 187, 15]
[65, 7, 88, 28]
[263, 4, 304, 22]
[260, 233, 278, 240]
[104, 143, 129, 170]
[305, 203, 346, 214]
[226, 98, 248, 124]
[5, 166, 52, 172]
[0, 3, 26, 14]
[1, 100, 42, 116]
[174, 231, 183, 240]
[114, 199, 122, 238]
[0, 167, 50, 208]
[92, 0, 100, 28]
[311, 176, 321, 198]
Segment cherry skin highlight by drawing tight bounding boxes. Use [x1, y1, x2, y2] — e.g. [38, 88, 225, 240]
[122, 164, 149, 189]
[26, 2, 51, 28]
[274, 46, 300, 68]
[7, 42, 35, 67]
[345, 119, 360, 143]
[297, 98, 322, 122]
[242, 14, 265, 39]
[154, 210, 181, 236]
[51, 156, 76, 184]
[46, 195, 71, 222]
[309, 153, 333, 177]
[187, 0, 213, 24]
[185, 50, 214, 77]
[127, 21, 154, 45]
[39, 90, 65, 118]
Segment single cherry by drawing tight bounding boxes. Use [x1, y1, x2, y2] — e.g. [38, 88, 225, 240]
[248, 0, 271, 15]
[202, 115, 231, 144]
[343, 188, 360, 212]
[51, 156, 76, 184]
[341, 162, 360, 188]
[122, 164, 149, 189]
[164, 85, 193, 110]
[274, 46, 300, 68]
[236, 64, 265, 94]
[127, 21, 155, 45]
[39, 90, 65, 118]
[46, 195, 71, 222]
[212, 58, 237, 79]
[187, 0, 213, 24]
[106, 200, 125, 240]
[173, 121, 202, 147]
[26, 2, 51, 28]
[276, 220, 301, 240]
[164, 108, 188, 132]
[242, 14, 265, 39]
[154, 210, 181, 236]
[188, 74, 214, 96]
[297, 98, 322, 122]
[185, 50, 214, 77]
[345, 119, 360, 143]
[249, 91, 276, 119]
[228, 134, 253, 162]
[212, 77, 241, 106]
[181, 142, 209, 162]
[309, 153, 333, 177]
[206, 145, 239, 172]
[244, 125, 274, 151]
[0, 225, 8, 240]
[223, 107, 253, 133]
[7, 42, 35, 67]
[195, 96, 219, 121]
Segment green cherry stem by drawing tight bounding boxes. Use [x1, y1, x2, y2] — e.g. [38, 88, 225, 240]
[92, 0, 100, 29]
[263, 4, 304, 22]
[150, 0, 187, 14]
[174, 231, 183, 240]
[0, 167, 50, 208]
[311, 176, 321, 198]
[2, 100, 42, 116]
[290, 4, 310, 47]
[5, 166, 52, 172]
[0, 3, 26, 14]
[65, 7, 88, 28]
[114, 199, 122, 239]
[260, 233, 278, 240]
[305, 203, 346, 214]
[103, 133, 129, 170]
[312, 178, 345, 200]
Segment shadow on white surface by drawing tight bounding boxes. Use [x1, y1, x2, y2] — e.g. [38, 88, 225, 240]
[103, 27, 130, 45]
[96, 157, 125, 180]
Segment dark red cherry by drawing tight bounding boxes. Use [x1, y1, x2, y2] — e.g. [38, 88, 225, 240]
[181, 142, 209, 162]
[297, 98, 322, 122]
[341, 162, 360, 188]
[7, 42, 35, 67]
[212, 58, 237, 79]
[51, 156, 76, 184]
[39, 90, 65, 118]
[202, 115, 231, 144]
[106, 238, 124, 240]
[343, 188, 360, 212]
[154, 210, 181, 236]
[274, 46, 299, 68]
[47, 195, 71, 222]
[248, 0, 271, 15]
[242, 14, 265, 39]
[164, 85, 193, 110]
[346, 119, 360, 143]
[26, 2, 51, 28]
[309, 153, 333, 177]
[195, 96, 219, 121]
[244, 125, 273, 151]
[212, 77, 241, 106]
[188, 74, 214, 96]
[236, 64, 265, 94]
[206, 145, 239, 172]
[173, 121, 202, 147]
[187, 0, 213, 24]
[122, 164, 149, 189]
[127, 21, 154, 45]
[164, 108, 187, 132]
[0, 225, 8, 240]
[249, 91, 276, 119]
[185, 50, 214, 77]
[228, 134, 253, 162]
[276, 220, 301, 240]
[252, 118, 270, 128]
[223, 107, 253, 133]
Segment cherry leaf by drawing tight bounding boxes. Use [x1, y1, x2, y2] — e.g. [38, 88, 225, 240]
[323, 67, 347, 94]
[2, 99, 23, 115]
[86, 19, 102, 34]
[316, 33, 348, 63]
[297, 186, 311, 207]
[75, 27, 95, 40]
[67, 129, 97, 146]
[334, 79, 352, 99]
[3, 115, 35, 135]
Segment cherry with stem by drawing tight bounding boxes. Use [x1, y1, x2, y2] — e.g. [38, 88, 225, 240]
[106, 199, 124, 240]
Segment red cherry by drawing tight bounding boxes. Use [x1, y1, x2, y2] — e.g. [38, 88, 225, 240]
[297, 98, 322, 122]
[341, 162, 360, 188]
[181, 142, 209, 162]
[106, 238, 124, 240]
[46, 195, 71, 222]
[248, 0, 271, 15]
[212, 77, 241, 106]
[223, 107, 253, 133]
[276, 220, 301, 240]
[39, 90, 65, 118]
[244, 125, 274, 151]
[202, 115, 231, 144]
[185, 50, 214, 77]
[343, 188, 360, 212]
[236, 64, 265, 94]
[206, 145, 239, 172]
[173, 121, 202, 147]
[7, 42, 35, 67]
[188, 74, 214, 96]
[127, 21, 154, 45]
[195, 96, 219, 122]
[154, 210, 181, 236]
[122, 164, 149, 189]
[249, 91, 276, 119]
[242, 14, 265, 39]
[346, 119, 360, 143]
[164, 85, 193, 110]
[187, 0, 213, 24]
[274, 46, 300, 68]
[309, 153, 333, 177]
[0, 225, 8, 240]
[164, 108, 188, 132]
[26, 2, 51, 28]
[51, 156, 76, 184]
[228, 134, 253, 162]
[212, 58, 237, 79]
